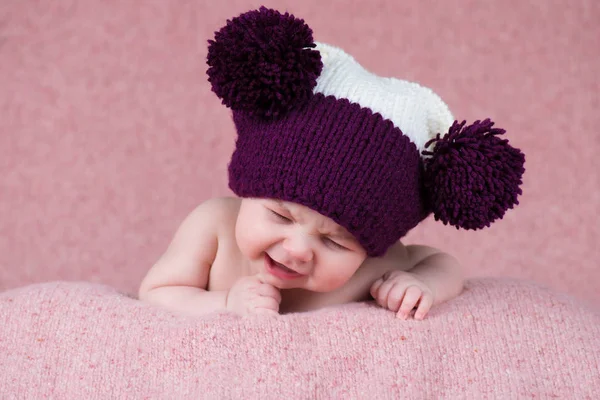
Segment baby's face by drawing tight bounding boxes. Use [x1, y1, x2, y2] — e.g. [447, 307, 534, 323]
[235, 198, 367, 292]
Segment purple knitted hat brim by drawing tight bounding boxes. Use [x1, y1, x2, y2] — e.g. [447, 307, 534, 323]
[228, 93, 429, 257]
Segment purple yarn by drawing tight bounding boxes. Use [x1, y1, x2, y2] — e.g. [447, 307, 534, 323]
[206, 7, 322, 118]
[229, 93, 428, 257]
[422, 119, 526, 230]
[208, 7, 528, 256]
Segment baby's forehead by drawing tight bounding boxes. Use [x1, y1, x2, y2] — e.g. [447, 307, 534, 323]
[273, 199, 351, 235]
[273, 199, 326, 218]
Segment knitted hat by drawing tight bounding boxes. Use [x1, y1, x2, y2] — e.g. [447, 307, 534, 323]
[206, 7, 525, 257]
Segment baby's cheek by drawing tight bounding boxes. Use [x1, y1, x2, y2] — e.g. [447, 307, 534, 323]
[243, 237, 266, 260]
[238, 225, 281, 261]
[312, 270, 353, 292]
[236, 227, 262, 258]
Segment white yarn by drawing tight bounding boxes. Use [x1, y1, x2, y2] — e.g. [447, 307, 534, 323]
[313, 43, 454, 152]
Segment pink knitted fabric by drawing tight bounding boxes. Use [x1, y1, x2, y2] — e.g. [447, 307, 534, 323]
[1, 279, 598, 398]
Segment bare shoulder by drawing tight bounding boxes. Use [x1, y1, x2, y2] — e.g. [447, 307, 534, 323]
[194, 196, 241, 217]
[360, 240, 411, 275]
[190, 196, 241, 231]
[138, 197, 242, 295]
[404, 244, 442, 265]
[361, 242, 445, 276]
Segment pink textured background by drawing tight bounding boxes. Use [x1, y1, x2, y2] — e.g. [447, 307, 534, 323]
[1, 1, 599, 307]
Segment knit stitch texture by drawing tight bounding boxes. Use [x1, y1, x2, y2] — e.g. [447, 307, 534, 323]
[217, 9, 525, 256]
[1, 279, 598, 398]
[229, 93, 427, 256]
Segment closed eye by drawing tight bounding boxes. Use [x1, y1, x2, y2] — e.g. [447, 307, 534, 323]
[323, 236, 347, 251]
[269, 209, 293, 223]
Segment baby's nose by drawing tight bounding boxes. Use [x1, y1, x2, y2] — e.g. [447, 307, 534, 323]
[282, 235, 314, 263]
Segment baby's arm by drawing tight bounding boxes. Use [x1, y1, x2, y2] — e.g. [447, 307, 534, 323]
[407, 245, 464, 304]
[138, 199, 227, 316]
[369, 243, 464, 319]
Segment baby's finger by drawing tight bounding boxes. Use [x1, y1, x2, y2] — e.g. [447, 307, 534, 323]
[374, 278, 396, 308]
[369, 277, 385, 299]
[397, 286, 422, 319]
[414, 293, 434, 320]
[252, 295, 280, 313]
[255, 273, 271, 284]
[257, 283, 282, 304]
[386, 284, 407, 313]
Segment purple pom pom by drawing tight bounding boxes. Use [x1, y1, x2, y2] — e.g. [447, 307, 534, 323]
[206, 7, 323, 118]
[422, 119, 526, 230]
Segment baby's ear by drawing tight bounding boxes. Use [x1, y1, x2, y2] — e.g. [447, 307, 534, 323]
[422, 119, 526, 230]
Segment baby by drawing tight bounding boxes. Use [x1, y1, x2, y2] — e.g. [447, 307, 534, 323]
[138, 7, 525, 319]
[139, 197, 464, 319]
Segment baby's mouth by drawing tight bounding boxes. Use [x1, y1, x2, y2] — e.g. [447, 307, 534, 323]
[265, 254, 304, 279]
[272, 259, 296, 273]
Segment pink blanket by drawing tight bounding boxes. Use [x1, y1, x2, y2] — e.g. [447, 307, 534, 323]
[1, 278, 598, 398]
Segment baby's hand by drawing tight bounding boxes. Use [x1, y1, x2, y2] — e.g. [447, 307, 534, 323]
[226, 274, 281, 316]
[370, 270, 434, 320]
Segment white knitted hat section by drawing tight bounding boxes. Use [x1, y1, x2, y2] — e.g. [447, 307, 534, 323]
[313, 42, 455, 152]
